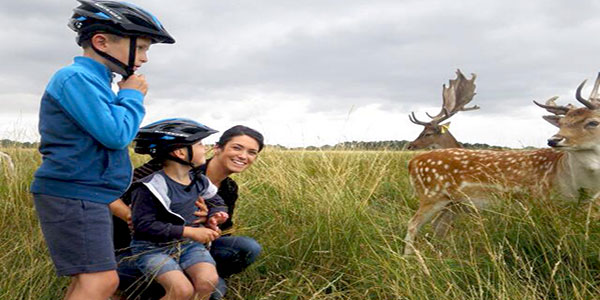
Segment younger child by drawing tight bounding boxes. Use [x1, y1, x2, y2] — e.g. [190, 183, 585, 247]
[130, 119, 229, 300]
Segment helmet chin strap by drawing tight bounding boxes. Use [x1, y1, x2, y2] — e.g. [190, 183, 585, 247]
[164, 145, 198, 191]
[165, 145, 196, 168]
[90, 36, 137, 79]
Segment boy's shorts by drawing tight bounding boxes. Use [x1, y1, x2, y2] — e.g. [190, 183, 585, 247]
[130, 239, 215, 277]
[33, 193, 117, 276]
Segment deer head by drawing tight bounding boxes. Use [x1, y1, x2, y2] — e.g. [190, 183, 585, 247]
[534, 73, 600, 150]
[407, 69, 479, 150]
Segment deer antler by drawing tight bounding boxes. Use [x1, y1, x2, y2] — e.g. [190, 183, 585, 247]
[533, 96, 574, 115]
[428, 69, 479, 124]
[575, 72, 600, 110]
[408, 69, 479, 127]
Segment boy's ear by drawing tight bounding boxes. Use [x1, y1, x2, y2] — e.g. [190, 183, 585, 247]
[90, 33, 109, 51]
[171, 148, 187, 160]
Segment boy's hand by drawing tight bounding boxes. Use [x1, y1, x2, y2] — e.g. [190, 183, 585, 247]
[207, 212, 229, 231]
[118, 74, 148, 95]
[192, 197, 209, 226]
[183, 227, 220, 244]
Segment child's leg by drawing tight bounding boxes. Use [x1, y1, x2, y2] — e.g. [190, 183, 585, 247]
[33, 194, 118, 300]
[185, 263, 219, 300]
[65, 270, 119, 300]
[177, 242, 219, 300]
[155, 270, 194, 300]
[132, 240, 194, 300]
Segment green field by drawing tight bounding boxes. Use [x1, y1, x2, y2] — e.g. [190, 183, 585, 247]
[1, 148, 599, 299]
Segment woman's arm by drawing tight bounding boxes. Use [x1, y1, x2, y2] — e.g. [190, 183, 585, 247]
[109, 198, 131, 223]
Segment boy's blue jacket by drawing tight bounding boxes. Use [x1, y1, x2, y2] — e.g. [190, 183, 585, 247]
[31, 56, 145, 204]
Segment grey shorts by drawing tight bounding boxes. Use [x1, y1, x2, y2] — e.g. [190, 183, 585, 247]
[33, 193, 116, 276]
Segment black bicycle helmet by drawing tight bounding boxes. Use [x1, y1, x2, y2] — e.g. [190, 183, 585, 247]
[69, 0, 175, 45]
[68, 0, 175, 78]
[134, 118, 218, 166]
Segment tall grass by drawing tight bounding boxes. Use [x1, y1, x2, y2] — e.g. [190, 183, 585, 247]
[1, 148, 599, 299]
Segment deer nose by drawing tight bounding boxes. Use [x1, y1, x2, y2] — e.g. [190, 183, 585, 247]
[547, 136, 564, 147]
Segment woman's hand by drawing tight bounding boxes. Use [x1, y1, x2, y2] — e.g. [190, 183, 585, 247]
[192, 197, 209, 226]
[182, 227, 220, 244]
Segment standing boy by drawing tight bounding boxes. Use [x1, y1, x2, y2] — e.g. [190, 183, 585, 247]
[30, 1, 174, 299]
[129, 119, 229, 300]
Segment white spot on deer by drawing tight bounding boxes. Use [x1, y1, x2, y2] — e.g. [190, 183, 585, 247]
[426, 177, 431, 182]
[444, 164, 449, 169]
[453, 169, 459, 174]
[437, 160, 443, 165]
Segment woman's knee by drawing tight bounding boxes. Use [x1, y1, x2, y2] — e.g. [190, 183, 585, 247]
[239, 237, 262, 264]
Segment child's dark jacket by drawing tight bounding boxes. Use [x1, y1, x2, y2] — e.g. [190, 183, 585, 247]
[131, 171, 228, 243]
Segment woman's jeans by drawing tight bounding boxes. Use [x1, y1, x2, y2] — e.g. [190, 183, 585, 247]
[210, 235, 262, 278]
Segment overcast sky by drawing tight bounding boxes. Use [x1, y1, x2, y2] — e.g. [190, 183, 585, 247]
[2, 0, 600, 148]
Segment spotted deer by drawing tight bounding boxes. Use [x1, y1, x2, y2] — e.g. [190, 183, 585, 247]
[406, 69, 480, 150]
[404, 74, 600, 255]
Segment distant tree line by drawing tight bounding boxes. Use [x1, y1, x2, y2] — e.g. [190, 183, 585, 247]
[1, 139, 38, 148]
[284, 140, 512, 151]
[0, 139, 514, 151]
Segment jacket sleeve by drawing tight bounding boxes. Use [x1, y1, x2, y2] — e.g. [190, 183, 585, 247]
[198, 176, 228, 217]
[131, 185, 184, 242]
[205, 193, 228, 218]
[57, 72, 145, 149]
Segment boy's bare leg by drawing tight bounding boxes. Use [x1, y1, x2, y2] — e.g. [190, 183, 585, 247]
[65, 270, 119, 300]
[156, 270, 194, 300]
[63, 276, 77, 300]
[185, 263, 219, 300]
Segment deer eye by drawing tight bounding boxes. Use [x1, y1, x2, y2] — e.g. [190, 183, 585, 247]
[585, 121, 599, 129]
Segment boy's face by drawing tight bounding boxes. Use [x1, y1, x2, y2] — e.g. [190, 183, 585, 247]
[103, 35, 152, 72]
[190, 141, 207, 166]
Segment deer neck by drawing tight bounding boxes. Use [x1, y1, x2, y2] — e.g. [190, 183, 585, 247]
[439, 132, 462, 148]
[556, 146, 600, 199]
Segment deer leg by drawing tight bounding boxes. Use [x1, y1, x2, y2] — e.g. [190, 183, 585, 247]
[404, 199, 451, 255]
[431, 205, 457, 238]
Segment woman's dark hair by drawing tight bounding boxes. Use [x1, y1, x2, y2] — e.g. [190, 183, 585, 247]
[216, 125, 264, 152]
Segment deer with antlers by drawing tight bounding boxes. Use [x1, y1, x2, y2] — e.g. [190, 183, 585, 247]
[404, 73, 600, 255]
[406, 69, 480, 150]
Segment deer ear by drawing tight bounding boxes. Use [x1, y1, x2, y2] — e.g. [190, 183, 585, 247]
[440, 122, 451, 133]
[543, 115, 561, 128]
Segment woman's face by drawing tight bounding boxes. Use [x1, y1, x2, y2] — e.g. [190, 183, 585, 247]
[213, 135, 260, 174]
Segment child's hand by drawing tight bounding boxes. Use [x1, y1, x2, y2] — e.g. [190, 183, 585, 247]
[118, 74, 148, 95]
[183, 227, 220, 244]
